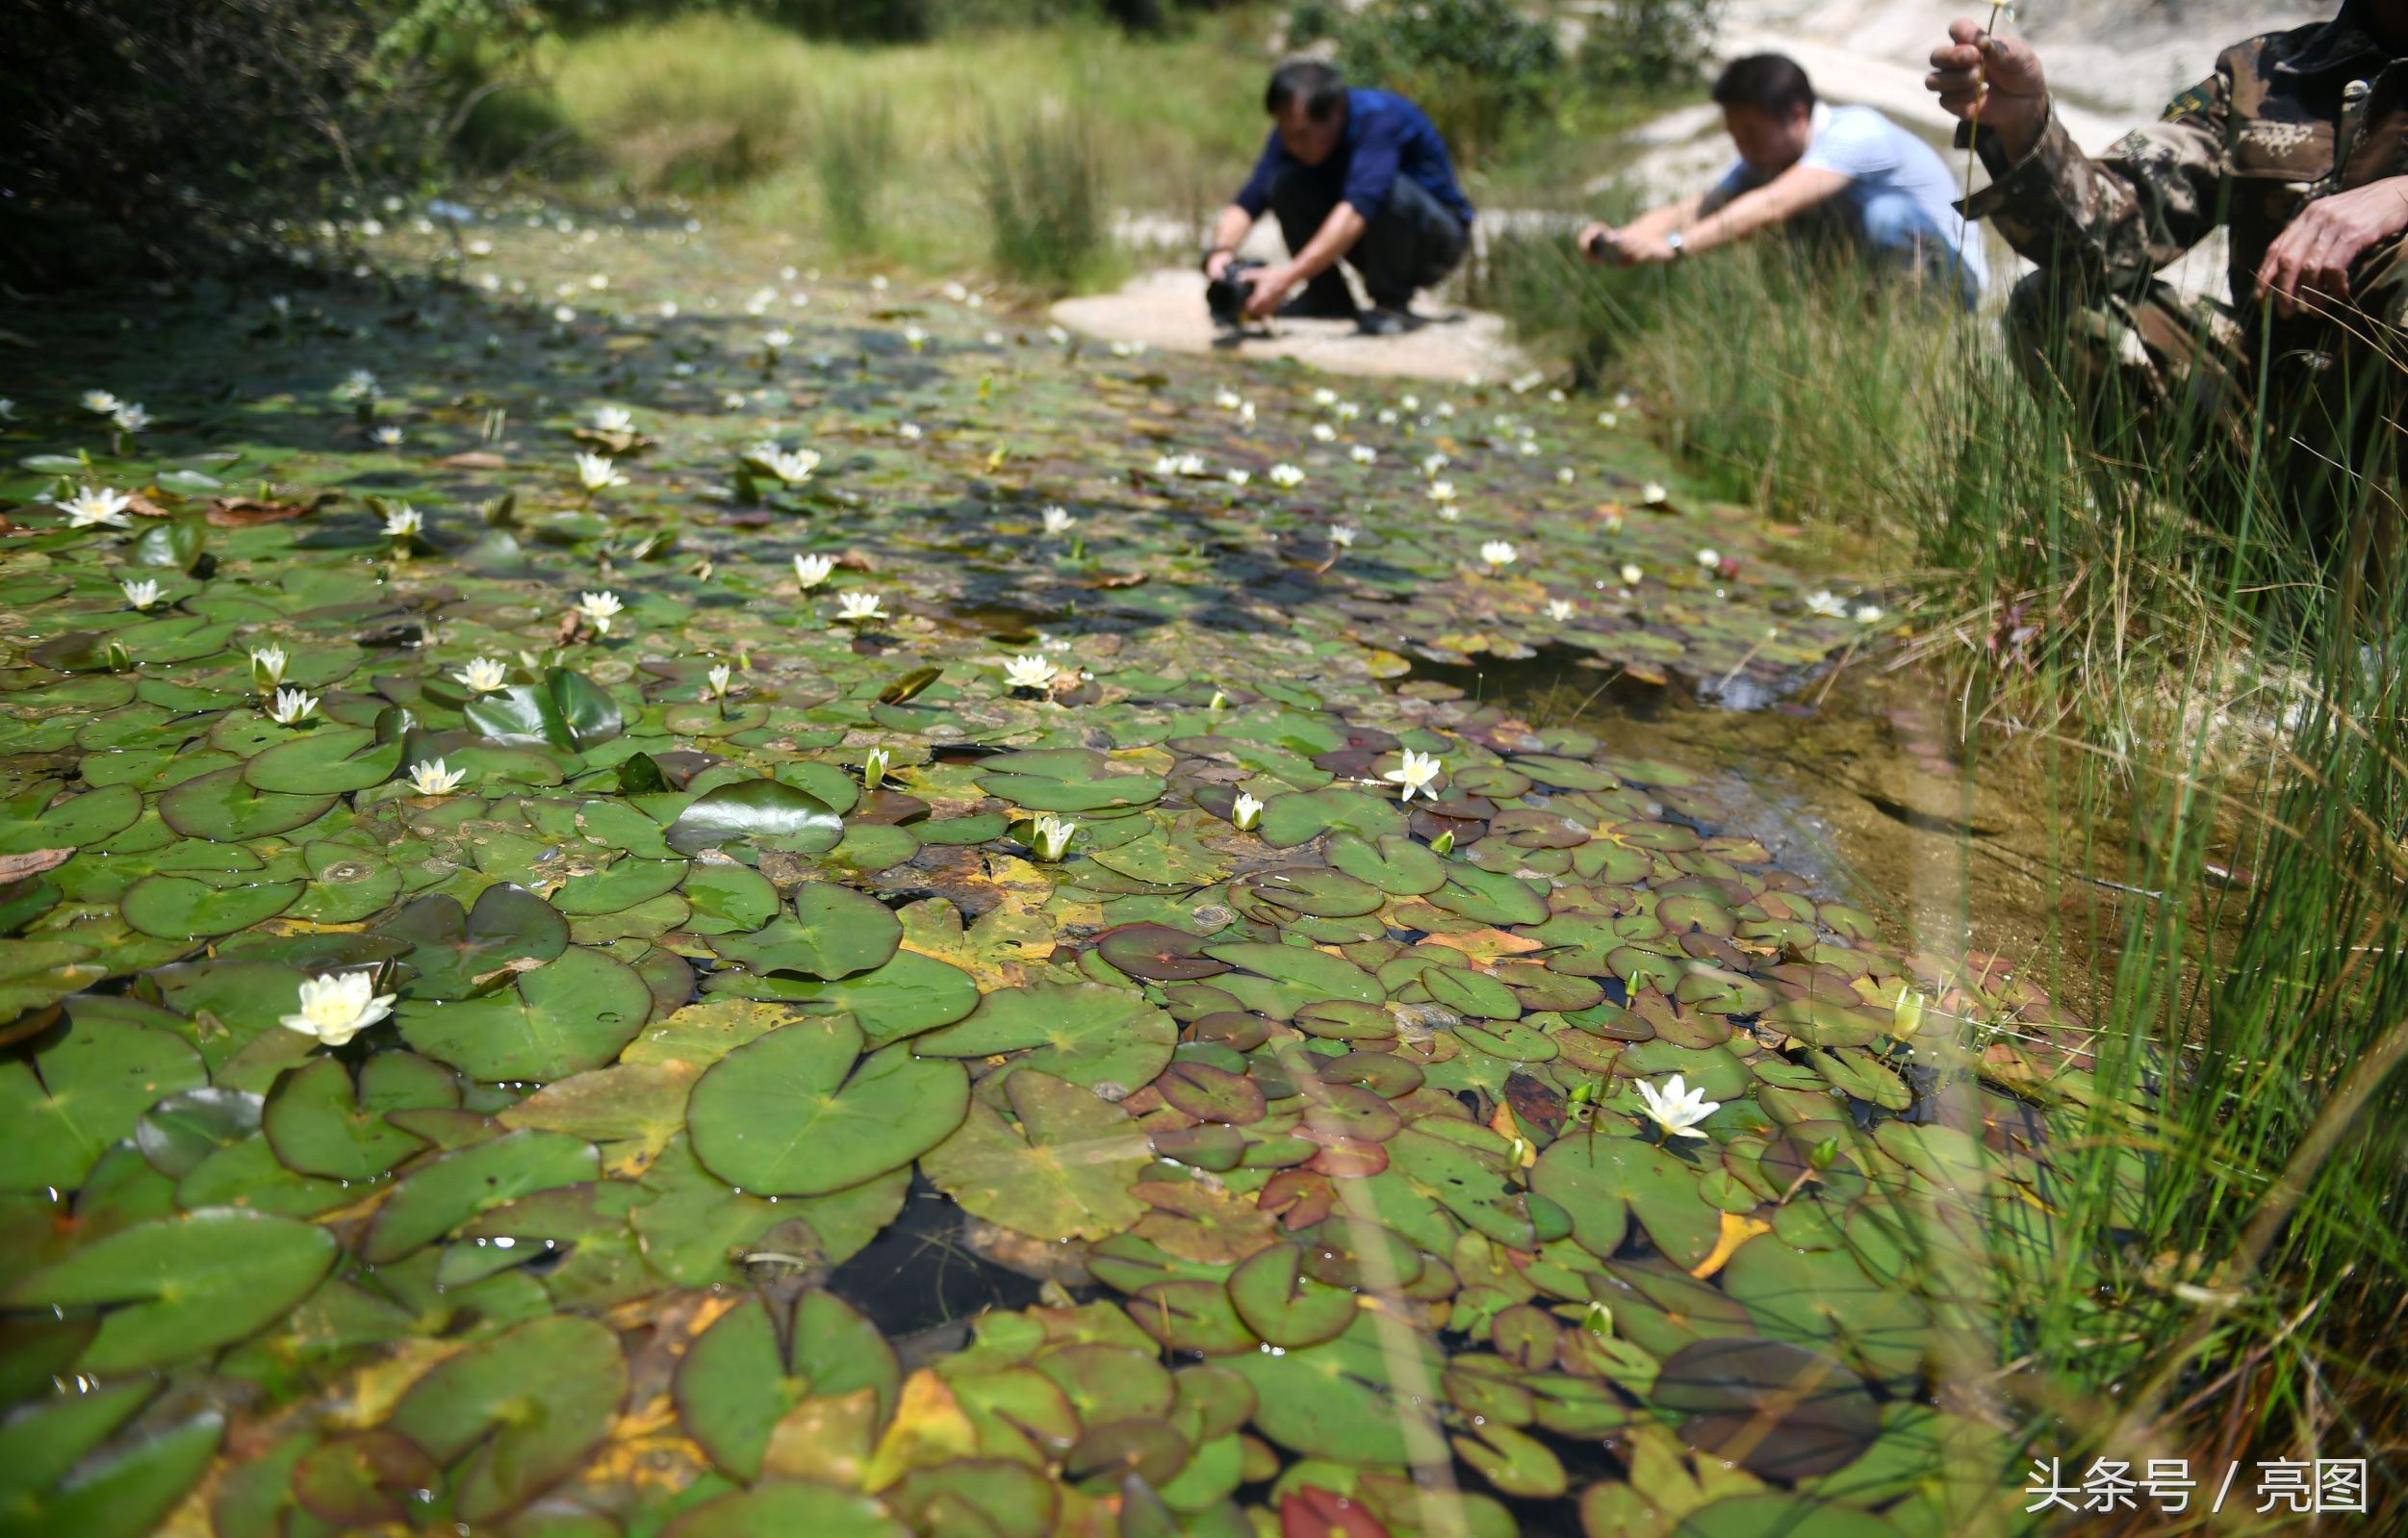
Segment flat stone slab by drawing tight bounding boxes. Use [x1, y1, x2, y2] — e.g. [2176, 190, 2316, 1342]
[1051, 267, 1529, 384]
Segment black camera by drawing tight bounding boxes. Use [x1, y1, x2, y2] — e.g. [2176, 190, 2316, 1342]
[1206, 258, 1266, 325]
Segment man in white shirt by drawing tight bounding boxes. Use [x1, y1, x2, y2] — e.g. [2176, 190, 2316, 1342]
[1582, 53, 1986, 306]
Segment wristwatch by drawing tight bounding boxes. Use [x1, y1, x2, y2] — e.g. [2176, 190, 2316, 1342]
[1665, 231, 1686, 259]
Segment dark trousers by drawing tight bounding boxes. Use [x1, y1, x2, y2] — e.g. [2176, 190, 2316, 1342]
[1267, 166, 1470, 310]
[2005, 244, 2406, 554]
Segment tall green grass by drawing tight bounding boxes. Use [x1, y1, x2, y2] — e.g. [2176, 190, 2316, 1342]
[978, 108, 1114, 295]
[1484, 223, 2408, 1513]
[809, 93, 898, 255]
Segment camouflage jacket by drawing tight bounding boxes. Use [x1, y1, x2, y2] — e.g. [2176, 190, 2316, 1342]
[1961, 1, 2408, 312]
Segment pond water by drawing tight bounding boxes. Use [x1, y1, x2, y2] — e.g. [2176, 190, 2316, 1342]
[0, 205, 2139, 1538]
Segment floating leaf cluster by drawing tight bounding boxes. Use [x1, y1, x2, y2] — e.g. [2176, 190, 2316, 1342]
[0, 206, 2106, 1538]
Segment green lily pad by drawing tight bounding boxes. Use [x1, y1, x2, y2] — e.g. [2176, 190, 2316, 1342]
[674, 1292, 900, 1480]
[0, 1209, 336, 1371]
[661, 1481, 910, 1538]
[243, 725, 406, 794]
[0, 782, 141, 854]
[1531, 1133, 1722, 1270]
[913, 982, 1176, 1090]
[666, 779, 844, 855]
[263, 1052, 460, 1180]
[920, 1068, 1152, 1242]
[0, 1014, 210, 1190]
[710, 881, 902, 981]
[378, 884, 571, 1000]
[0, 1412, 221, 1538]
[360, 1129, 601, 1264]
[686, 1013, 967, 1195]
[1227, 1243, 1359, 1348]
[397, 945, 653, 1081]
[704, 949, 981, 1045]
[157, 766, 336, 840]
[465, 667, 623, 752]
[1226, 1313, 1446, 1466]
[119, 874, 303, 941]
[386, 1315, 627, 1524]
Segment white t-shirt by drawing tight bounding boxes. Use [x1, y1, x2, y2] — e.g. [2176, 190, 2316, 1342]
[1715, 104, 1987, 291]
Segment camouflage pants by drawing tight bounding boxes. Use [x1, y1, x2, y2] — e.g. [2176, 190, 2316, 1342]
[2004, 242, 2407, 543]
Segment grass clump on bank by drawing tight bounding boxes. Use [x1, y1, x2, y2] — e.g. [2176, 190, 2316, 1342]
[1482, 219, 2408, 1504]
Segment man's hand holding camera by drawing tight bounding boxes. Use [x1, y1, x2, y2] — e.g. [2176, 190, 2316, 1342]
[1578, 222, 1678, 267]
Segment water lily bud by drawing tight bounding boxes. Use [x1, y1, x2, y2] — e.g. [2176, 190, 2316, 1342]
[104, 638, 134, 673]
[863, 747, 890, 789]
[1890, 987, 1927, 1040]
[1428, 830, 1455, 857]
[1809, 1137, 1839, 1170]
[1030, 814, 1076, 862]
[1207, 690, 1227, 711]
[1231, 791, 1263, 833]
[1583, 1300, 1613, 1338]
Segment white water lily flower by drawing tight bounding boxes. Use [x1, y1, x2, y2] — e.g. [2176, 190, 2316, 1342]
[1597, 410, 1620, 428]
[371, 425, 404, 448]
[58, 486, 133, 528]
[1003, 654, 1058, 690]
[453, 656, 508, 692]
[1696, 548, 1721, 569]
[1642, 482, 1670, 506]
[250, 646, 288, 688]
[1039, 505, 1076, 537]
[1547, 599, 1575, 622]
[381, 503, 423, 539]
[121, 577, 164, 610]
[706, 663, 734, 699]
[1268, 464, 1305, 489]
[1854, 603, 1886, 625]
[903, 324, 927, 350]
[1225, 469, 1251, 487]
[1349, 446, 1377, 465]
[1426, 479, 1456, 503]
[1232, 791, 1264, 832]
[268, 687, 318, 725]
[1557, 467, 1576, 485]
[1383, 748, 1444, 803]
[112, 403, 150, 433]
[1310, 423, 1336, 443]
[896, 423, 922, 441]
[1621, 563, 1645, 587]
[1422, 451, 1448, 476]
[1312, 388, 1338, 408]
[1215, 389, 1242, 411]
[836, 591, 886, 624]
[82, 389, 121, 414]
[761, 448, 822, 485]
[577, 591, 625, 634]
[1803, 591, 1848, 618]
[1329, 524, 1358, 548]
[575, 453, 628, 493]
[793, 552, 836, 590]
[1239, 401, 1255, 425]
[761, 327, 794, 350]
[1635, 1073, 1721, 1139]
[407, 758, 465, 796]
[1480, 540, 1519, 570]
[592, 406, 635, 433]
[0, 398, 13, 420]
[1029, 814, 1076, 861]
[281, 971, 397, 1047]
[1335, 400, 1361, 422]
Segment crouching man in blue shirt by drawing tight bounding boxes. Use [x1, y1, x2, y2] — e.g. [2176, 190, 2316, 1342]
[1202, 59, 1476, 336]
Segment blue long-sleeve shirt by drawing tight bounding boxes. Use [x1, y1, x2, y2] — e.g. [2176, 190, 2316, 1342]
[1235, 88, 1473, 228]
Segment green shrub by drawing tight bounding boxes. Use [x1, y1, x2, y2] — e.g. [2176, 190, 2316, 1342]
[1291, 0, 1564, 164]
[978, 107, 1114, 295]
[1575, 0, 1722, 90]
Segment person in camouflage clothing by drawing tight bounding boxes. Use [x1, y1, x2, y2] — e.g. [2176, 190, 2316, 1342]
[1927, 4, 2407, 535]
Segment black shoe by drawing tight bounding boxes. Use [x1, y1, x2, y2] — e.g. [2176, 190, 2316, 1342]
[1356, 304, 1423, 337]
[1278, 290, 1360, 321]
